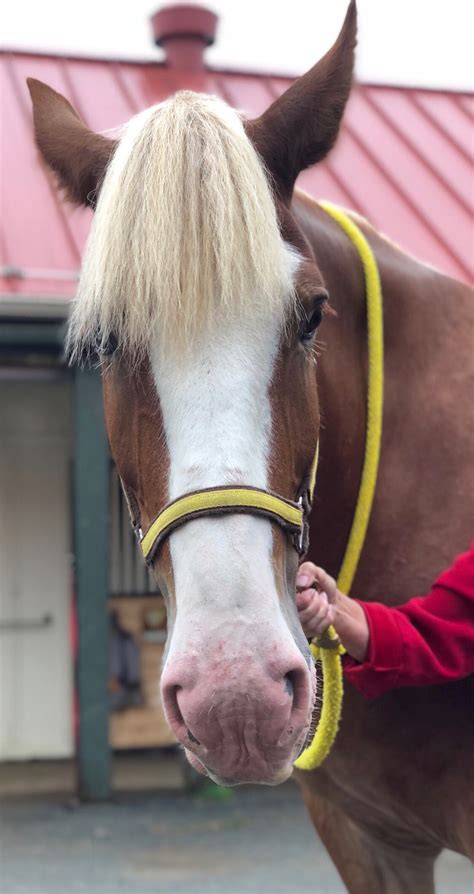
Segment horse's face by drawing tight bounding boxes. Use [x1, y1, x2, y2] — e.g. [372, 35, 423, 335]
[101, 234, 325, 785]
[28, 3, 356, 784]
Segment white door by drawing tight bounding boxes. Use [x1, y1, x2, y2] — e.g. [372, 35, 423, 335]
[0, 377, 73, 759]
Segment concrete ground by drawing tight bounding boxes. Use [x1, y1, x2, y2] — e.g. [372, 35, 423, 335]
[1, 777, 472, 894]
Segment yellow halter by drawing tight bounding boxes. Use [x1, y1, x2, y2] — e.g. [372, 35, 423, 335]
[294, 201, 384, 770]
[140, 486, 307, 562]
[134, 201, 383, 772]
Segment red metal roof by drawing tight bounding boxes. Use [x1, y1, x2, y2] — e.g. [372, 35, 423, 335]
[1, 51, 473, 306]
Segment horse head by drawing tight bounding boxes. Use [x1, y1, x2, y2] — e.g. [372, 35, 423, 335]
[28, 2, 357, 785]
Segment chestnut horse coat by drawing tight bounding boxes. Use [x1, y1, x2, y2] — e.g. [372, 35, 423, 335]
[298, 192, 474, 893]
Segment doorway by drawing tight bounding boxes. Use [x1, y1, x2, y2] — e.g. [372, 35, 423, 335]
[0, 375, 73, 758]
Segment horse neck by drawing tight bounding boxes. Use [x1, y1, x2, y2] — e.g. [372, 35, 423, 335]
[293, 191, 474, 600]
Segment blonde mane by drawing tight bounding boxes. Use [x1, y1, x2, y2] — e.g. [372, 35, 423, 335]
[67, 91, 294, 361]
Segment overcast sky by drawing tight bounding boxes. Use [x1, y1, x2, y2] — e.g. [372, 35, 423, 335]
[1, 0, 473, 91]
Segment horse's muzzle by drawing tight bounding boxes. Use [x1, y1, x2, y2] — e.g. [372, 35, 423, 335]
[161, 645, 314, 784]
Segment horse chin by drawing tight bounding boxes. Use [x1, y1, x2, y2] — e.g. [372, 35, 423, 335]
[183, 746, 299, 788]
[206, 761, 295, 788]
[184, 748, 210, 777]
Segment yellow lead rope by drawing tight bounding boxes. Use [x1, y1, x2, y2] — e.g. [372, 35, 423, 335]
[294, 202, 384, 771]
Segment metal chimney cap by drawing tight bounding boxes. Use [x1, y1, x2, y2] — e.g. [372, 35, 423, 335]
[151, 5, 218, 50]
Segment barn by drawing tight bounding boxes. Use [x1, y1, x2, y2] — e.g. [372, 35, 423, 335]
[0, 3, 472, 799]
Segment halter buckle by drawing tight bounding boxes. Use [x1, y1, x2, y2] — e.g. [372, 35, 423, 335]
[295, 499, 310, 557]
[313, 629, 342, 651]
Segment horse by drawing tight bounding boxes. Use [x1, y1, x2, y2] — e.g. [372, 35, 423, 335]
[27, 2, 474, 890]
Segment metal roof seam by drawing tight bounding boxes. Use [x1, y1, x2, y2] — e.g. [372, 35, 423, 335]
[451, 93, 474, 123]
[340, 115, 472, 280]
[409, 91, 474, 166]
[309, 152, 365, 217]
[59, 57, 93, 128]
[362, 88, 473, 218]
[212, 73, 236, 108]
[110, 61, 143, 116]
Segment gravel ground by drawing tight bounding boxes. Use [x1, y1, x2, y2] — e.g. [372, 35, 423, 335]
[1, 782, 472, 894]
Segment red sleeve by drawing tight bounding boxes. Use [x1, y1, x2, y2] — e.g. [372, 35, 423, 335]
[343, 541, 474, 698]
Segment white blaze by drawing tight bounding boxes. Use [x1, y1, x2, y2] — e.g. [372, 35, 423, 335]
[150, 246, 301, 653]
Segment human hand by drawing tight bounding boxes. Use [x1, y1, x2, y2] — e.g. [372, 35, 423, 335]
[296, 564, 337, 639]
[296, 562, 370, 662]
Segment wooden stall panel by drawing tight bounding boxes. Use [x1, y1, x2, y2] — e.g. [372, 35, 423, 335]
[108, 596, 176, 749]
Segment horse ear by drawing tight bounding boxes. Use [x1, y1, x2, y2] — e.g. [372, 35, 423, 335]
[247, 0, 357, 201]
[27, 78, 117, 207]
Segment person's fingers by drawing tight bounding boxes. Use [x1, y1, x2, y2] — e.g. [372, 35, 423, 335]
[297, 564, 337, 603]
[296, 582, 340, 637]
[296, 562, 318, 590]
[304, 604, 337, 637]
[306, 604, 337, 637]
[297, 604, 320, 626]
[295, 589, 312, 610]
[312, 601, 334, 629]
[297, 596, 323, 624]
[311, 566, 337, 604]
[297, 589, 328, 625]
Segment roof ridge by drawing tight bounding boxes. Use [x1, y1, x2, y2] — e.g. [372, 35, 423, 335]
[1, 47, 473, 94]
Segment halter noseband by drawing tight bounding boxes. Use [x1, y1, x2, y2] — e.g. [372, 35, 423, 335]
[138, 443, 320, 564]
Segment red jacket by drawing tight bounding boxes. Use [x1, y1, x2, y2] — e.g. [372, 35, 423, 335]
[343, 541, 474, 698]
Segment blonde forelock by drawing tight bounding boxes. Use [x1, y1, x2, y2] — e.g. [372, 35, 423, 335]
[66, 91, 294, 362]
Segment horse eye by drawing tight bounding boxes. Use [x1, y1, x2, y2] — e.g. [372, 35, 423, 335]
[299, 294, 328, 343]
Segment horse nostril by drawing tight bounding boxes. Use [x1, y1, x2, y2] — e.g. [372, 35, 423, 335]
[283, 665, 310, 719]
[186, 727, 201, 745]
